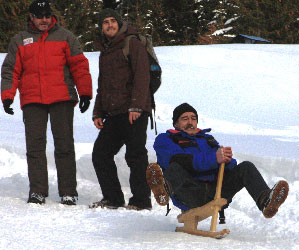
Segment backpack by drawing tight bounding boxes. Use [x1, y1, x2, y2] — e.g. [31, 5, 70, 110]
[122, 34, 162, 133]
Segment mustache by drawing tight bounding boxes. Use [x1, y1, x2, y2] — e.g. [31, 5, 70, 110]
[184, 124, 195, 129]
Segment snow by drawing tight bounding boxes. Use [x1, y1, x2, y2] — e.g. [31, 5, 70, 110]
[0, 44, 298, 250]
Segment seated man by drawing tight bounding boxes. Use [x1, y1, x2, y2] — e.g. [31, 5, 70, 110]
[146, 103, 289, 219]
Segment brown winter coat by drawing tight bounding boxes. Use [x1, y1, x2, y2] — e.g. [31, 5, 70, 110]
[92, 22, 151, 118]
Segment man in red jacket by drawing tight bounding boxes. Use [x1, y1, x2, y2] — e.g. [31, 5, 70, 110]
[1, 0, 92, 205]
[90, 8, 152, 210]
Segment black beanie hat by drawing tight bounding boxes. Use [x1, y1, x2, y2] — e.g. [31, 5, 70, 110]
[29, 0, 52, 15]
[99, 8, 122, 27]
[172, 103, 198, 126]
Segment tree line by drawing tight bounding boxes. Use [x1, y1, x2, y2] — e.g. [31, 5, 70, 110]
[0, 0, 298, 52]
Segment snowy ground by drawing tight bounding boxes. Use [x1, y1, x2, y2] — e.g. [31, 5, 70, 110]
[0, 44, 298, 250]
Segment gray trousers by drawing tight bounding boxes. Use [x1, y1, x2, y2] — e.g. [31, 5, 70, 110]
[23, 101, 77, 197]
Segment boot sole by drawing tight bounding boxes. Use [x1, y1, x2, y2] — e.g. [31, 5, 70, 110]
[27, 199, 45, 205]
[61, 201, 76, 206]
[125, 205, 152, 211]
[146, 163, 169, 206]
[263, 180, 289, 218]
[89, 201, 124, 209]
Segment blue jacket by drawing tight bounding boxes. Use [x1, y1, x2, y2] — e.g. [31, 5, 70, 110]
[154, 128, 237, 210]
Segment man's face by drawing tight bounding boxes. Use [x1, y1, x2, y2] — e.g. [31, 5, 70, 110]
[30, 12, 52, 32]
[174, 112, 198, 136]
[102, 17, 119, 40]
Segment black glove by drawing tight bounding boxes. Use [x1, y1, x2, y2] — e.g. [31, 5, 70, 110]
[3, 99, 14, 115]
[79, 95, 90, 113]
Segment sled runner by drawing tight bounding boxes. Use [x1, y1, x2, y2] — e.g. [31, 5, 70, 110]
[175, 163, 230, 239]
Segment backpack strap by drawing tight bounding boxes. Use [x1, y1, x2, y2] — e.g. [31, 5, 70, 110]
[165, 203, 171, 216]
[122, 35, 137, 61]
[149, 110, 158, 135]
[219, 208, 226, 224]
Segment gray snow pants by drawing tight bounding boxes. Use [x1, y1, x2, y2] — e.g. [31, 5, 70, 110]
[23, 101, 77, 197]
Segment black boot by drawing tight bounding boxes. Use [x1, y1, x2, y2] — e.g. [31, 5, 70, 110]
[61, 195, 77, 205]
[27, 192, 46, 204]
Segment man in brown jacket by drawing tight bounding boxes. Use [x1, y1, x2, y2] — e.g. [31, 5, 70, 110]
[90, 8, 152, 210]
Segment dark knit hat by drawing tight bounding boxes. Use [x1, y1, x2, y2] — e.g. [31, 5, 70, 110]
[29, 0, 52, 15]
[99, 8, 122, 27]
[172, 103, 198, 125]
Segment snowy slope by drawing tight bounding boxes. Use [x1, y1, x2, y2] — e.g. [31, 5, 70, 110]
[0, 44, 298, 250]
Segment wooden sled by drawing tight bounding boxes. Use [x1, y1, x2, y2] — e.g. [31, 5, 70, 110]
[175, 163, 230, 239]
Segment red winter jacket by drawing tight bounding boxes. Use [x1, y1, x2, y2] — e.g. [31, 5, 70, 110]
[1, 16, 92, 108]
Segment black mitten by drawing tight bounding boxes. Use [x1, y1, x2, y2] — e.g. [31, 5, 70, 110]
[79, 95, 91, 113]
[3, 99, 14, 115]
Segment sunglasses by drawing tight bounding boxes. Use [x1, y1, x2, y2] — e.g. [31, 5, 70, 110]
[33, 13, 51, 19]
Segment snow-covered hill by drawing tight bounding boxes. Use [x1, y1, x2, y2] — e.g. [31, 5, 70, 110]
[0, 44, 298, 250]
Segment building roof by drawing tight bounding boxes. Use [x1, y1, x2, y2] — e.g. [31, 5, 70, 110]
[237, 34, 271, 43]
